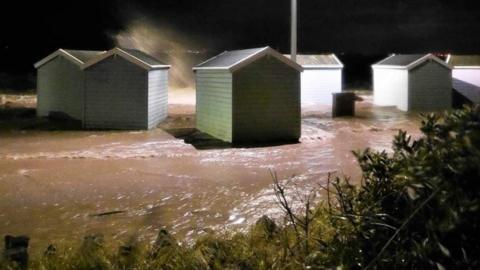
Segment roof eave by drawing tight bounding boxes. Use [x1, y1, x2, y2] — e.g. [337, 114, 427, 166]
[406, 54, 451, 70]
[446, 54, 452, 64]
[149, 65, 171, 70]
[228, 47, 270, 72]
[34, 49, 84, 69]
[452, 66, 480, 69]
[331, 54, 344, 67]
[193, 47, 304, 72]
[373, 54, 450, 70]
[115, 48, 169, 70]
[229, 47, 304, 73]
[192, 67, 230, 71]
[284, 53, 344, 67]
[82, 48, 167, 71]
[447, 55, 480, 68]
[372, 65, 408, 70]
[195, 51, 229, 68]
[373, 54, 397, 66]
[404, 54, 431, 70]
[303, 65, 343, 69]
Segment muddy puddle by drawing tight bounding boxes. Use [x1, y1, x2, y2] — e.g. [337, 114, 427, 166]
[0, 93, 422, 254]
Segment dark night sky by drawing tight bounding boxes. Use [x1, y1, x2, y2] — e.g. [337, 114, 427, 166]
[1, 0, 479, 75]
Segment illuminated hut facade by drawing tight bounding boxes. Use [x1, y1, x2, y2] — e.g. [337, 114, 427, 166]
[447, 54, 480, 104]
[372, 54, 452, 112]
[286, 54, 343, 106]
[194, 47, 303, 143]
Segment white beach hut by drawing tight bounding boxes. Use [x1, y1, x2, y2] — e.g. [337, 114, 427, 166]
[372, 54, 452, 111]
[447, 55, 480, 104]
[285, 54, 343, 106]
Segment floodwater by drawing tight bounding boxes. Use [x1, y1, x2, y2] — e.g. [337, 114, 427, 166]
[0, 92, 422, 254]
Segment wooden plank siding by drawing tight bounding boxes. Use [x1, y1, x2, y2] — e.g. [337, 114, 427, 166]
[148, 69, 169, 129]
[36, 56, 84, 120]
[195, 70, 233, 142]
[409, 61, 452, 111]
[232, 56, 301, 143]
[84, 56, 149, 130]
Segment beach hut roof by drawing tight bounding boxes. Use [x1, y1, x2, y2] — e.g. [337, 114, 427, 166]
[194, 46, 303, 72]
[447, 55, 480, 68]
[284, 54, 343, 68]
[82, 47, 170, 70]
[34, 49, 106, 68]
[372, 54, 450, 70]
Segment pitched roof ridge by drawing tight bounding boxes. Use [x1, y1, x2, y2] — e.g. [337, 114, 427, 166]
[81, 47, 169, 70]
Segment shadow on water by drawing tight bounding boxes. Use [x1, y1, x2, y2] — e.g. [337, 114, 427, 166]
[163, 127, 299, 150]
[162, 127, 231, 150]
[453, 89, 474, 109]
[0, 107, 82, 131]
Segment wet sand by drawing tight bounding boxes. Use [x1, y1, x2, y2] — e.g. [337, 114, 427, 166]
[0, 92, 422, 254]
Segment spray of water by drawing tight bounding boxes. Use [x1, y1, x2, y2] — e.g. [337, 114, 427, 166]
[113, 18, 208, 92]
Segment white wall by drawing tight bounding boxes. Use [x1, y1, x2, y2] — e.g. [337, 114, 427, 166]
[373, 68, 408, 108]
[147, 69, 169, 129]
[396, 70, 410, 111]
[301, 68, 342, 105]
[452, 69, 480, 103]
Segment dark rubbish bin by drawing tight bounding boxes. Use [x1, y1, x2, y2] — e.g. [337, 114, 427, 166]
[332, 92, 356, 117]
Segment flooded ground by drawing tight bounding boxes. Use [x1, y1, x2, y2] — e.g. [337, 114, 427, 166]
[0, 91, 422, 254]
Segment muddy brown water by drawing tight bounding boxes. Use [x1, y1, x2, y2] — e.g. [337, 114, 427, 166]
[0, 94, 422, 254]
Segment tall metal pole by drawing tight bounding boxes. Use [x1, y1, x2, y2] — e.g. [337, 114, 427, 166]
[291, 0, 297, 62]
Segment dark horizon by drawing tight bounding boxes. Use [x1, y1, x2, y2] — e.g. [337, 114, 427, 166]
[1, 0, 479, 80]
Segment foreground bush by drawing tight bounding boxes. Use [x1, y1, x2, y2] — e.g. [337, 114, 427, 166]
[1, 106, 479, 270]
[319, 106, 480, 269]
